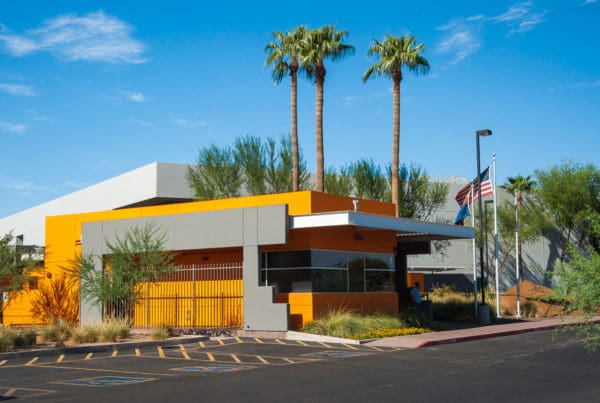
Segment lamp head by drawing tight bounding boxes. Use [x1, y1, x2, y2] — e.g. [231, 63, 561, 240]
[476, 129, 492, 137]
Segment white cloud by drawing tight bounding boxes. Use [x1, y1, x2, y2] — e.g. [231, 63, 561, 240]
[580, 0, 597, 5]
[0, 175, 44, 193]
[0, 82, 36, 96]
[342, 95, 358, 106]
[125, 92, 145, 103]
[436, 29, 481, 64]
[0, 121, 27, 133]
[491, 1, 547, 34]
[0, 10, 146, 64]
[551, 80, 600, 91]
[173, 118, 208, 129]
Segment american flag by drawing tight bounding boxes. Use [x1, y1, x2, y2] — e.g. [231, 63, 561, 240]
[454, 167, 493, 205]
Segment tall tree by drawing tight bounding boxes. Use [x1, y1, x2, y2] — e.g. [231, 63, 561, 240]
[264, 26, 308, 192]
[300, 25, 354, 192]
[186, 144, 242, 200]
[350, 158, 387, 201]
[324, 166, 353, 196]
[363, 34, 430, 217]
[501, 175, 537, 279]
[0, 232, 35, 323]
[536, 161, 600, 261]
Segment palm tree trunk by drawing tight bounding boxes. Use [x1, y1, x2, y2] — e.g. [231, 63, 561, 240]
[315, 63, 325, 192]
[290, 61, 299, 192]
[392, 71, 401, 217]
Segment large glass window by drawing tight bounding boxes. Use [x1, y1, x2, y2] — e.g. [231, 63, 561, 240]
[260, 250, 395, 293]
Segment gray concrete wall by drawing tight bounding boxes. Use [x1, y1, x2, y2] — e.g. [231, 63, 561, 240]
[81, 205, 289, 331]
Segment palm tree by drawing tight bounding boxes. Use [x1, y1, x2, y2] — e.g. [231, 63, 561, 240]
[501, 175, 536, 279]
[300, 25, 354, 192]
[363, 34, 430, 217]
[264, 26, 307, 192]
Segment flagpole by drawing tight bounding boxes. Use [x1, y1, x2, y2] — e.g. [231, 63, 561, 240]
[492, 153, 501, 319]
[471, 184, 478, 318]
[515, 191, 522, 319]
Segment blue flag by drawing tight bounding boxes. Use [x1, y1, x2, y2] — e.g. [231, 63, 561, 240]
[454, 203, 470, 225]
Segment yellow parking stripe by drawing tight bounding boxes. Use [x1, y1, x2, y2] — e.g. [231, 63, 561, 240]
[296, 340, 309, 346]
[56, 354, 65, 363]
[342, 343, 359, 350]
[157, 347, 165, 358]
[25, 357, 38, 366]
[111, 350, 118, 357]
[180, 345, 190, 360]
[234, 337, 242, 343]
[275, 339, 286, 345]
[0, 360, 7, 366]
[256, 356, 269, 364]
[217, 339, 224, 346]
[319, 342, 332, 348]
[230, 354, 242, 363]
[198, 341, 205, 348]
[135, 348, 141, 357]
[85, 353, 93, 360]
[254, 337, 264, 344]
[366, 345, 383, 351]
[3, 388, 16, 398]
[206, 352, 215, 362]
[282, 358, 294, 364]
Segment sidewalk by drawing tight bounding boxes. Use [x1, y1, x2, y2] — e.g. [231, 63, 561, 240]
[367, 316, 600, 349]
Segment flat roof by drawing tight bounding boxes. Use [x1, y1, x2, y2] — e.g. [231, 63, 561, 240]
[290, 211, 474, 241]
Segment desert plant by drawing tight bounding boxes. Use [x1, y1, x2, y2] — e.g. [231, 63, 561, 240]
[30, 273, 79, 325]
[432, 295, 476, 322]
[521, 301, 539, 318]
[99, 318, 130, 342]
[40, 323, 73, 347]
[151, 325, 174, 340]
[72, 325, 99, 344]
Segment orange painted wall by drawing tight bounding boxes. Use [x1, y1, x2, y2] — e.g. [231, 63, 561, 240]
[276, 292, 399, 330]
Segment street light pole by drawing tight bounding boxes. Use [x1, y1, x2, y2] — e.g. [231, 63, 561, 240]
[476, 129, 492, 307]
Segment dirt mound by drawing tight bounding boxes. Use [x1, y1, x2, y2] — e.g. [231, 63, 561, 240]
[500, 280, 564, 318]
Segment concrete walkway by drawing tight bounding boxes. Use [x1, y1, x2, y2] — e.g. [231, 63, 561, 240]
[367, 316, 600, 349]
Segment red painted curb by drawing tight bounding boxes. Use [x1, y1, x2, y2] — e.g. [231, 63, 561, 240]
[415, 324, 559, 348]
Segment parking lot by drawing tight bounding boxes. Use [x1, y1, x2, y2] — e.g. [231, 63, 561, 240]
[0, 337, 403, 400]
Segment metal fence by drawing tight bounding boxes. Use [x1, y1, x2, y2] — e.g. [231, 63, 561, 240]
[105, 263, 243, 330]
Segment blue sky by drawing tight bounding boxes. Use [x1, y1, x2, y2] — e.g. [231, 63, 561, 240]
[1, 1, 599, 217]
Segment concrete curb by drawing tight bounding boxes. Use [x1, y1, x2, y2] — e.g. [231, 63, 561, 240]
[0, 335, 209, 360]
[415, 324, 559, 348]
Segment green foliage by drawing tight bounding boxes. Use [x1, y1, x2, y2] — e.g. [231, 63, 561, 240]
[324, 166, 353, 196]
[40, 322, 73, 347]
[72, 325, 99, 344]
[265, 135, 310, 193]
[0, 232, 36, 304]
[75, 223, 174, 321]
[98, 318, 131, 342]
[151, 325, 175, 340]
[302, 309, 431, 340]
[235, 135, 267, 195]
[536, 161, 600, 260]
[0, 327, 37, 351]
[363, 34, 430, 83]
[395, 163, 448, 221]
[186, 144, 242, 200]
[354, 327, 431, 340]
[350, 158, 387, 201]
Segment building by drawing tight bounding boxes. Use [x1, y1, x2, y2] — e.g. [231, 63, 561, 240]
[1, 163, 473, 331]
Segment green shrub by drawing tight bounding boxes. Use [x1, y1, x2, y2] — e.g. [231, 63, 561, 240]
[72, 325, 99, 344]
[40, 323, 73, 347]
[302, 308, 419, 339]
[151, 325, 174, 340]
[0, 328, 19, 352]
[12, 329, 37, 349]
[431, 284, 458, 298]
[433, 296, 475, 322]
[521, 301, 539, 318]
[398, 308, 433, 328]
[99, 319, 130, 342]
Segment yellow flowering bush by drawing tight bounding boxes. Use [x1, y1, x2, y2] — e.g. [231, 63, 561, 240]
[354, 327, 431, 340]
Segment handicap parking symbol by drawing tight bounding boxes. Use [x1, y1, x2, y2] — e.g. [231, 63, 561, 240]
[304, 350, 368, 358]
[56, 376, 154, 387]
[172, 365, 252, 373]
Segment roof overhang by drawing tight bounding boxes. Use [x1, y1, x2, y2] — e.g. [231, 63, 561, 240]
[290, 211, 474, 242]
